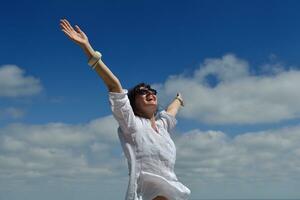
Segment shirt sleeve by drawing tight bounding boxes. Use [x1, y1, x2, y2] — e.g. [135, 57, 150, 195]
[109, 89, 137, 134]
[158, 110, 177, 132]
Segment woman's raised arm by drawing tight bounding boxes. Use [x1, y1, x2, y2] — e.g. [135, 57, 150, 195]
[60, 19, 122, 93]
[166, 93, 184, 117]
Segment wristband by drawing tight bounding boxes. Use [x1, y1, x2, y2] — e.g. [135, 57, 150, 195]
[88, 51, 102, 68]
[175, 96, 184, 107]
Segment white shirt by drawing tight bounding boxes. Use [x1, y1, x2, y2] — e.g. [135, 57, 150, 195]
[109, 90, 191, 200]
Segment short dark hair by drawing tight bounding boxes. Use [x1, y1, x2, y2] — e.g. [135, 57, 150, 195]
[127, 82, 158, 116]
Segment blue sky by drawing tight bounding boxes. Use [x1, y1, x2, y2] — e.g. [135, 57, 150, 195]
[2, 0, 300, 127]
[1, 0, 300, 199]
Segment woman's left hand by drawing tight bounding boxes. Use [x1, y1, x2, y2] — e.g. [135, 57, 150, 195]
[60, 19, 89, 47]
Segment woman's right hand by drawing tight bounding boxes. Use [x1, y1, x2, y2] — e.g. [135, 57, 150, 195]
[60, 19, 89, 47]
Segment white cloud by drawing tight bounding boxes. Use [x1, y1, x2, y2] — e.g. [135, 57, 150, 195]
[0, 65, 43, 97]
[88, 115, 119, 142]
[194, 54, 249, 82]
[1, 113, 300, 198]
[174, 126, 300, 198]
[1, 116, 117, 149]
[156, 54, 300, 124]
[2, 55, 300, 199]
[0, 115, 123, 184]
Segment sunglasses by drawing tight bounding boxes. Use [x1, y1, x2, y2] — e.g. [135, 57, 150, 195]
[136, 88, 157, 96]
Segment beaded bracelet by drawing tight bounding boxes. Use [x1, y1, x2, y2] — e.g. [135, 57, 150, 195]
[88, 51, 102, 69]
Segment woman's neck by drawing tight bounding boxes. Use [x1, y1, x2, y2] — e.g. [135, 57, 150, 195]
[136, 109, 155, 119]
[136, 112, 158, 132]
[150, 116, 158, 133]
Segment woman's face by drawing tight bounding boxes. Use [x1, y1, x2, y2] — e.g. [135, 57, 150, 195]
[134, 87, 158, 117]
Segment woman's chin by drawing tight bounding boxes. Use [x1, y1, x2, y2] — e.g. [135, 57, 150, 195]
[143, 103, 157, 112]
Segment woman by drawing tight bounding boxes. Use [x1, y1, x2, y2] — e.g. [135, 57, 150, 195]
[60, 19, 191, 200]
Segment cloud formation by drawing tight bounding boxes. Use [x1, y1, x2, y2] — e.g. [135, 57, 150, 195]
[156, 54, 300, 124]
[2, 55, 300, 199]
[0, 115, 123, 185]
[174, 126, 300, 198]
[176, 127, 300, 181]
[0, 65, 43, 97]
[1, 115, 300, 198]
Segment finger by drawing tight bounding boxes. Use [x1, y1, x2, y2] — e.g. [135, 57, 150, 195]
[75, 25, 87, 38]
[61, 29, 74, 40]
[59, 22, 67, 30]
[60, 19, 73, 32]
[60, 23, 72, 34]
[63, 19, 75, 31]
[75, 25, 83, 33]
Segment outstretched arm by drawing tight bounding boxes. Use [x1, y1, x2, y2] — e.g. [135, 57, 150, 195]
[166, 93, 184, 117]
[60, 19, 122, 93]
